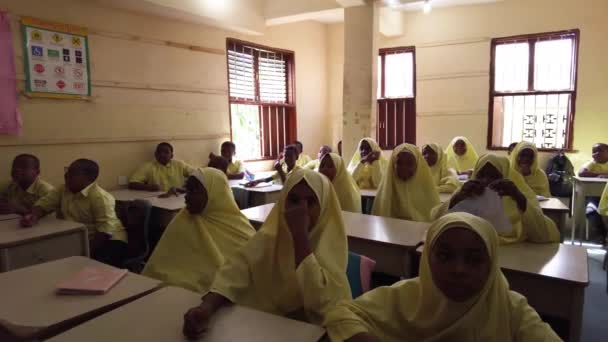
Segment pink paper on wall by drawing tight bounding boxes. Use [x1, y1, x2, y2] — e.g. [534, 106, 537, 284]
[0, 11, 22, 135]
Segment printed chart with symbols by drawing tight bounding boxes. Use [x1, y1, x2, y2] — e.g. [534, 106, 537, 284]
[22, 16, 90, 99]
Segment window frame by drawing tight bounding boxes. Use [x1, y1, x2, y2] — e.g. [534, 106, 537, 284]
[226, 38, 297, 161]
[487, 29, 580, 152]
[377, 46, 417, 99]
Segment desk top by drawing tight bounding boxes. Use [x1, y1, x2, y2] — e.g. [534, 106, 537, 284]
[146, 194, 186, 211]
[498, 243, 588, 285]
[573, 176, 608, 184]
[0, 214, 20, 221]
[236, 184, 283, 193]
[0, 256, 161, 332]
[241, 203, 275, 224]
[539, 198, 569, 212]
[109, 189, 164, 202]
[0, 216, 86, 248]
[48, 286, 325, 342]
[360, 189, 377, 198]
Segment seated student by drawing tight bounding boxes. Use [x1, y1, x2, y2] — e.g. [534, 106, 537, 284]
[422, 143, 459, 194]
[247, 144, 300, 186]
[0, 154, 54, 215]
[318, 152, 361, 213]
[295, 140, 312, 168]
[446, 136, 479, 176]
[509, 142, 550, 197]
[599, 183, 608, 244]
[21, 159, 128, 267]
[217, 141, 246, 180]
[207, 154, 229, 175]
[433, 154, 560, 244]
[324, 212, 560, 342]
[372, 144, 439, 222]
[578, 143, 608, 244]
[304, 145, 333, 170]
[129, 142, 194, 193]
[546, 150, 574, 197]
[182, 169, 351, 338]
[347, 138, 387, 190]
[142, 168, 255, 293]
[507, 142, 519, 156]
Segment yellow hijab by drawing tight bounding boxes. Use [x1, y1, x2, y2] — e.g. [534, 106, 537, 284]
[210, 168, 351, 324]
[423, 143, 460, 194]
[446, 136, 479, 173]
[372, 144, 440, 222]
[142, 168, 255, 293]
[324, 212, 560, 342]
[599, 183, 608, 216]
[347, 138, 388, 189]
[510, 142, 551, 197]
[321, 153, 362, 213]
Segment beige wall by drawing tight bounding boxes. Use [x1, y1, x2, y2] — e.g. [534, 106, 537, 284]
[0, 0, 330, 189]
[327, 23, 344, 151]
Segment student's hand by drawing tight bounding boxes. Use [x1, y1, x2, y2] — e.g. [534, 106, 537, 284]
[368, 151, 380, 163]
[449, 180, 485, 208]
[183, 305, 213, 340]
[20, 213, 40, 227]
[159, 187, 180, 198]
[273, 160, 283, 172]
[0, 201, 16, 215]
[244, 180, 261, 188]
[489, 179, 527, 211]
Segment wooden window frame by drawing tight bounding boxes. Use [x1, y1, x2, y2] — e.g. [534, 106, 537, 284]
[377, 46, 417, 149]
[226, 38, 297, 161]
[487, 29, 580, 152]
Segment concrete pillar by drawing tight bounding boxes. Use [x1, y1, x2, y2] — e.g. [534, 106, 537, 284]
[342, 1, 379, 161]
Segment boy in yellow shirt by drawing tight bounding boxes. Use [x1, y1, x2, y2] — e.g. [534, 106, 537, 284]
[579, 143, 608, 244]
[0, 154, 54, 215]
[22, 159, 128, 267]
[295, 140, 312, 167]
[129, 142, 194, 193]
[219, 141, 245, 180]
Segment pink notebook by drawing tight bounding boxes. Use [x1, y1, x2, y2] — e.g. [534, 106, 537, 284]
[56, 267, 128, 295]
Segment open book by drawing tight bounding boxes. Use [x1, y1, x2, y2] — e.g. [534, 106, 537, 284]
[56, 266, 128, 295]
[449, 188, 512, 235]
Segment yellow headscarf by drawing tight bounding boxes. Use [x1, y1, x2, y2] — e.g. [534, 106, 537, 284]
[324, 212, 560, 342]
[142, 168, 255, 293]
[599, 183, 608, 216]
[446, 136, 479, 173]
[433, 154, 560, 244]
[210, 168, 351, 324]
[321, 153, 362, 213]
[423, 143, 460, 194]
[372, 144, 440, 222]
[347, 138, 388, 189]
[509, 142, 551, 197]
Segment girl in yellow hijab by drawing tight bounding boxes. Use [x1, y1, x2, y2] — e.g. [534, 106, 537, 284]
[433, 154, 560, 244]
[422, 143, 460, 194]
[318, 152, 362, 213]
[324, 212, 560, 342]
[182, 169, 351, 339]
[372, 144, 440, 222]
[510, 142, 551, 197]
[142, 168, 255, 293]
[600, 183, 608, 217]
[446, 136, 479, 175]
[347, 138, 388, 189]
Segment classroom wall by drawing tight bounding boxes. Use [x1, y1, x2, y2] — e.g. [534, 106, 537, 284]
[327, 23, 344, 151]
[0, 0, 330, 189]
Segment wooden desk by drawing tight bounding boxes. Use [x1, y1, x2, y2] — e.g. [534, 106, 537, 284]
[238, 184, 283, 207]
[539, 198, 570, 242]
[360, 189, 377, 198]
[571, 176, 608, 243]
[498, 243, 588, 342]
[146, 194, 186, 211]
[0, 256, 161, 341]
[48, 286, 325, 342]
[0, 217, 89, 272]
[109, 189, 164, 202]
[241, 204, 429, 278]
[0, 214, 20, 221]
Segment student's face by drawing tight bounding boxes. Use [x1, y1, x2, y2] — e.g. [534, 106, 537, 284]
[422, 146, 438, 167]
[65, 164, 91, 193]
[285, 181, 321, 232]
[475, 163, 503, 186]
[221, 145, 235, 160]
[430, 227, 491, 302]
[155, 146, 173, 166]
[592, 144, 608, 163]
[11, 159, 39, 188]
[318, 155, 337, 181]
[318, 146, 331, 160]
[296, 143, 303, 154]
[395, 151, 417, 182]
[516, 148, 535, 174]
[185, 176, 208, 214]
[284, 149, 298, 168]
[360, 141, 372, 158]
[453, 140, 467, 156]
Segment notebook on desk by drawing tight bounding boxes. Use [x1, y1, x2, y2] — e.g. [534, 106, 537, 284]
[56, 266, 128, 295]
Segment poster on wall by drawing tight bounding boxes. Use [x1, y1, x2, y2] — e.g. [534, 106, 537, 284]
[21, 16, 91, 99]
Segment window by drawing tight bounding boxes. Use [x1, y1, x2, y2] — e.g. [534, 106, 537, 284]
[377, 47, 416, 149]
[488, 30, 579, 150]
[227, 38, 296, 160]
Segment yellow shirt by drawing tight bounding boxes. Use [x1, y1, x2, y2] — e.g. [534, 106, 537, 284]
[35, 183, 127, 242]
[296, 154, 312, 168]
[600, 183, 608, 216]
[581, 160, 608, 175]
[0, 178, 54, 211]
[130, 160, 194, 192]
[227, 160, 245, 175]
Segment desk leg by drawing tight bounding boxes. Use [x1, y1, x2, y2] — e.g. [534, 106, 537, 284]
[568, 288, 585, 342]
[572, 180, 585, 245]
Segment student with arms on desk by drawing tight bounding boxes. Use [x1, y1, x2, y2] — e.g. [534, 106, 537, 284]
[246, 144, 300, 186]
[324, 213, 560, 342]
[578, 143, 608, 244]
[182, 169, 351, 339]
[129, 142, 194, 194]
[209, 141, 246, 180]
[348, 138, 387, 190]
[21, 159, 128, 267]
[0, 154, 54, 215]
[510, 142, 551, 197]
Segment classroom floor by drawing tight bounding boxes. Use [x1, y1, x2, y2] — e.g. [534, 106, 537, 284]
[582, 247, 607, 342]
